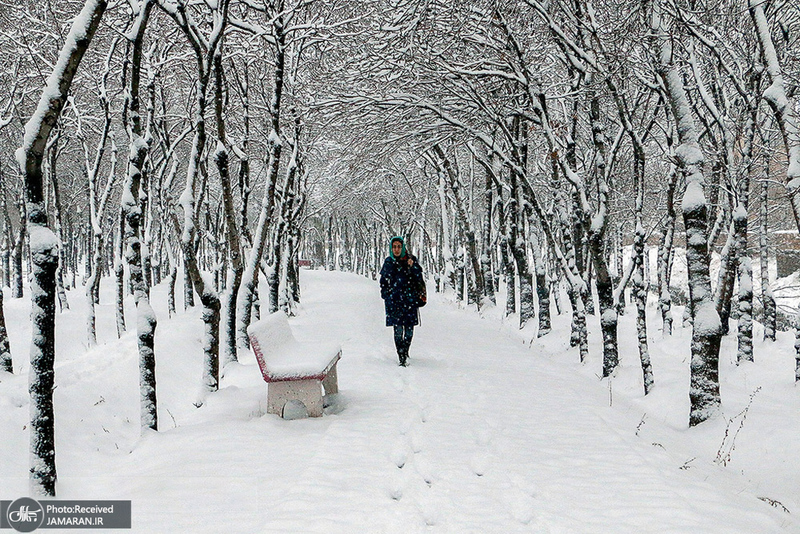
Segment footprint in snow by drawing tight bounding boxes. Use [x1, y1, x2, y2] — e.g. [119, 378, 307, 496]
[413, 455, 436, 486]
[419, 406, 430, 423]
[420, 496, 441, 526]
[390, 442, 409, 469]
[387, 471, 404, 501]
[505, 485, 539, 525]
[470, 451, 490, 476]
[409, 428, 424, 453]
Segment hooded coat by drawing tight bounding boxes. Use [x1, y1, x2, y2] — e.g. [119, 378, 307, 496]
[380, 237, 424, 327]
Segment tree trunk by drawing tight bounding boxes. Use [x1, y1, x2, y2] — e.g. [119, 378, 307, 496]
[168, 1, 230, 402]
[47, 145, 69, 312]
[714, 221, 736, 336]
[652, 0, 722, 425]
[734, 206, 753, 363]
[658, 164, 678, 335]
[1, 233, 10, 290]
[214, 54, 244, 367]
[11, 211, 24, 299]
[481, 159, 496, 305]
[750, 0, 799, 372]
[508, 168, 534, 328]
[114, 213, 126, 338]
[237, 10, 286, 348]
[123, 0, 158, 433]
[532, 232, 551, 336]
[433, 144, 486, 309]
[183, 258, 194, 309]
[0, 288, 11, 374]
[759, 161, 776, 342]
[167, 252, 177, 318]
[587, 87, 621, 379]
[19, 0, 107, 496]
[735, 105, 758, 364]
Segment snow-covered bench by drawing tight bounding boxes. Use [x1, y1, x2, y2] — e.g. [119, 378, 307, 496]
[248, 312, 341, 418]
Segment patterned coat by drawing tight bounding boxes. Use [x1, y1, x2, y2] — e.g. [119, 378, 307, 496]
[380, 253, 424, 327]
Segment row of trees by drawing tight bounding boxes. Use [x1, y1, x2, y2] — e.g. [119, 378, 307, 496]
[0, 0, 347, 496]
[311, 0, 798, 425]
[0, 0, 797, 497]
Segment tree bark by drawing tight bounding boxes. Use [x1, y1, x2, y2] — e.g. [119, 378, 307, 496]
[652, 0, 722, 425]
[735, 103, 758, 364]
[166, 0, 230, 401]
[123, 0, 158, 432]
[19, 0, 107, 496]
[658, 163, 677, 335]
[237, 5, 286, 348]
[0, 288, 11, 374]
[750, 0, 800, 377]
[433, 144, 486, 309]
[759, 154, 776, 341]
[214, 53, 244, 367]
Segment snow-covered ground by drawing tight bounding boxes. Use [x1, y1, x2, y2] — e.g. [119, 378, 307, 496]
[1, 269, 799, 533]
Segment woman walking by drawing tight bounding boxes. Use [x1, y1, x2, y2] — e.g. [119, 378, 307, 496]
[380, 236, 426, 366]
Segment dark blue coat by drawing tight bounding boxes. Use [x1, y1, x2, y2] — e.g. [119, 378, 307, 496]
[380, 254, 424, 327]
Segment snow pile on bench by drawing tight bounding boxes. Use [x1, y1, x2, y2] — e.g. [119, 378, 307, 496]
[247, 312, 341, 418]
[248, 312, 340, 381]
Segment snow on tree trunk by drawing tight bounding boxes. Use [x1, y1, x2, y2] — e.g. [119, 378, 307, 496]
[734, 205, 753, 363]
[288, 228, 301, 304]
[652, 0, 721, 425]
[27, 226, 59, 495]
[167, 263, 177, 318]
[734, 106, 757, 364]
[237, 11, 285, 348]
[11, 213, 24, 298]
[714, 227, 736, 336]
[562, 213, 582, 350]
[17, 0, 108, 496]
[532, 233, 551, 337]
[268, 233, 283, 315]
[658, 164, 677, 335]
[437, 169, 458, 295]
[85, 105, 115, 346]
[759, 170, 776, 342]
[1, 235, 10, 290]
[115, 261, 125, 337]
[47, 145, 69, 312]
[167, 2, 230, 402]
[183, 260, 194, 309]
[750, 0, 799, 368]
[633, 223, 653, 394]
[500, 234, 516, 317]
[123, 0, 157, 432]
[511, 241, 535, 328]
[0, 287, 11, 374]
[215, 51, 244, 365]
[481, 160, 496, 306]
[508, 167, 534, 328]
[587, 88, 620, 379]
[494, 179, 515, 317]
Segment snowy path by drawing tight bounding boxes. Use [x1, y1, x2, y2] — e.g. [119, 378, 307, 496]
[0, 270, 797, 533]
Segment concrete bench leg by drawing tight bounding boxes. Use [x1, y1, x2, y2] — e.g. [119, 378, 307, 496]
[322, 363, 339, 396]
[267, 379, 324, 418]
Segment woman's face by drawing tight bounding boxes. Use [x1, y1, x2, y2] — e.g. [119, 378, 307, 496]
[392, 241, 402, 257]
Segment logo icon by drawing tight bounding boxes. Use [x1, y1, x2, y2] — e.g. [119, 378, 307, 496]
[6, 498, 44, 533]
